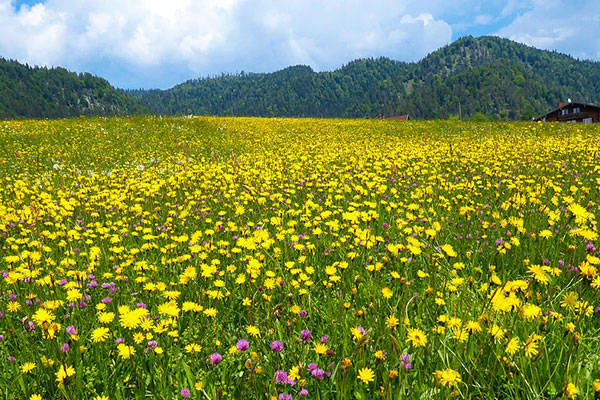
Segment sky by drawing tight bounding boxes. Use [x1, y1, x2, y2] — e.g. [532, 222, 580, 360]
[1, 0, 599, 89]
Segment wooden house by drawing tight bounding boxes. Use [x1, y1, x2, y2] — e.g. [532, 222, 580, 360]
[535, 100, 600, 123]
[384, 115, 410, 121]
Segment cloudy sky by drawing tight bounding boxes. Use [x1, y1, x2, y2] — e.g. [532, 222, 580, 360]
[2, 0, 599, 89]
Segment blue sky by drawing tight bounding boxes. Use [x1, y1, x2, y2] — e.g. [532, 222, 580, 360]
[2, 0, 599, 89]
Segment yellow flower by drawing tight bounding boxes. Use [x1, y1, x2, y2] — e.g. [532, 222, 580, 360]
[32, 308, 55, 325]
[98, 312, 115, 324]
[55, 364, 75, 383]
[385, 315, 399, 329]
[357, 367, 375, 384]
[441, 244, 457, 257]
[288, 366, 300, 380]
[406, 328, 428, 347]
[314, 343, 328, 355]
[381, 287, 392, 299]
[246, 325, 260, 337]
[435, 368, 461, 387]
[20, 362, 36, 373]
[351, 327, 364, 340]
[489, 325, 505, 340]
[119, 308, 149, 330]
[564, 382, 578, 399]
[93, 396, 109, 400]
[30, 395, 43, 400]
[185, 343, 202, 354]
[91, 327, 110, 343]
[505, 337, 520, 356]
[117, 343, 136, 359]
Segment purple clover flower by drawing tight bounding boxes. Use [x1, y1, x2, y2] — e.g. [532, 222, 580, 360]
[270, 340, 284, 352]
[236, 339, 249, 351]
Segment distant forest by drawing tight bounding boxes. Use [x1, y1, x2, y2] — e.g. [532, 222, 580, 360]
[129, 36, 600, 120]
[0, 59, 143, 119]
[2, 36, 600, 120]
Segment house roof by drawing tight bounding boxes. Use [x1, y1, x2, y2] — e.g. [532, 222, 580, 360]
[535, 101, 600, 121]
[385, 115, 409, 120]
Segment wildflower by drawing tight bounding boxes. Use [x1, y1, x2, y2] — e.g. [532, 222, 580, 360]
[209, 353, 222, 365]
[406, 328, 428, 347]
[236, 339, 249, 351]
[91, 327, 109, 343]
[351, 326, 365, 340]
[185, 343, 202, 354]
[270, 340, 284, 352]
[564, 382, 578, 399]
[30, 395, 43, 400]
[246, 325, 260, 337]
[381, 287, 393, 299]
[489, 325, 505, 340]
[357, 367, 375, 384]
[180, 388, 191, 398]
[386, 315, 399, 329]
[341, 358, 352, 369]
[312, 368, 325, 380]
[505, 337, 520, 355]
[55, 364, 75, 383]
[400, 353, 412, 370]
[300, 329, 311, 343]
[275, 370, 295, 385]
[314, 343, 328, 355]
[117, 343, 136, 359]
[375, 350, 386, 361]
[288, 366, 300, 380]
[435, 368, 461, 387]
[20, 362, 36, 373]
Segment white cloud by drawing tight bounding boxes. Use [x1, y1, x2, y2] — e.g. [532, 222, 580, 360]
[497, 0, 600, 60]
[0, 0, 453, 88]
[474, 14, 492, 25]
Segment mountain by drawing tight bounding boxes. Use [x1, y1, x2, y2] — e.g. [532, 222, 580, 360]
[129, 36, 600, 120]
[0, 58, 145, 119]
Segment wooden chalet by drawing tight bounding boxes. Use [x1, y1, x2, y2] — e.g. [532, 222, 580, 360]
[384, 115, 410, 121]
[535, 100, 600, 123]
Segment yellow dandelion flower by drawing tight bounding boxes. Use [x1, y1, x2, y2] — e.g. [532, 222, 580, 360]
[20, 362, 36, 373]
[314, 343, 328, 354]
[91, 327, 110, 343]
[406, 328, 428, 347]
[357, 367, 375, 384]
[55, 364, 75, 383]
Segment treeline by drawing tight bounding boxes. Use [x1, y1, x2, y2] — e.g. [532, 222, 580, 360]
[0, 58, 145, 119]
[130, 36, 600, 120]
[3, 36, 600, 120]
[128, 60, 412, 118]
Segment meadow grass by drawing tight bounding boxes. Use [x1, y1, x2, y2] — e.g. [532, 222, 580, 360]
[0, 116, 599, 399]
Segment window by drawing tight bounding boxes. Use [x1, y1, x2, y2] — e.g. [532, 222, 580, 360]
[573, 107, 580, 114]
[583, 118, 592, 123]
[561, 109, 569, 115]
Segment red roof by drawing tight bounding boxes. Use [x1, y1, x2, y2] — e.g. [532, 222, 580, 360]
[385, 115, 409, 121]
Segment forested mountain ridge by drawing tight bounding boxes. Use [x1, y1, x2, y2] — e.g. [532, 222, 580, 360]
[3, 36, 600, 120]
[129, 36, 600, 120]
[0, 58, 145, 119]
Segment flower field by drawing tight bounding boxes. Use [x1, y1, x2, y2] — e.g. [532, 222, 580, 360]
[0, 116, 599, 399]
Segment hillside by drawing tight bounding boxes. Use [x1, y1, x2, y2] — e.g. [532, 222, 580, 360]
[0, 58, 145, 119]
[129, 36, 600, 120]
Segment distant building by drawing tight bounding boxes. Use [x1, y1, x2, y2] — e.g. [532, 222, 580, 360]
[384, 115, 410, 121]
[535, 100, 600, 123]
